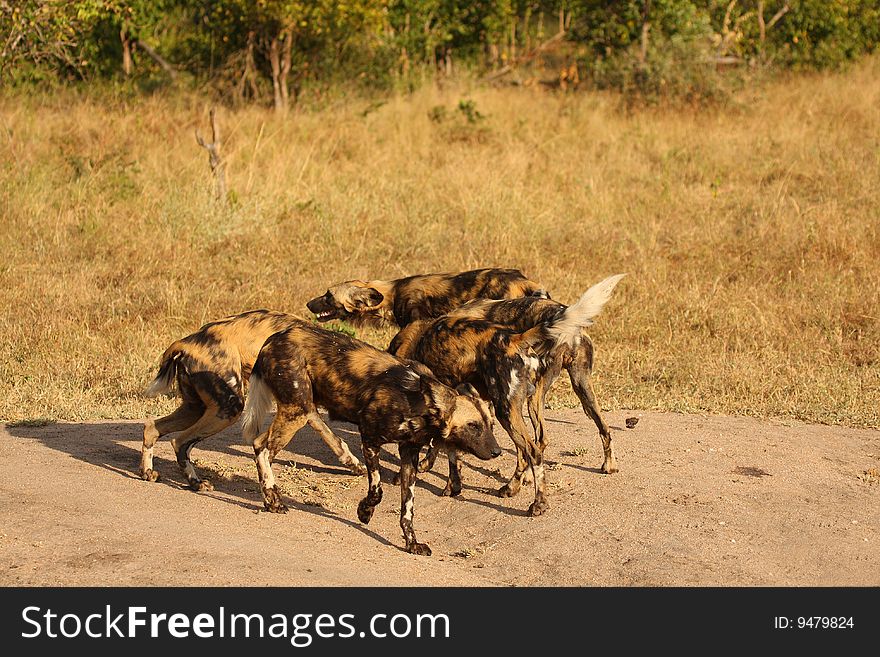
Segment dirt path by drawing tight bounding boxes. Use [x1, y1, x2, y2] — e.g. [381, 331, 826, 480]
[1, 411, 878, 586]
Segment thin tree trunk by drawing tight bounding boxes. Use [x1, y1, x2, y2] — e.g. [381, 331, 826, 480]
[639, 0, 652, 67]
[268, 29, 294, 112]
[120, 27, 132, 76]
[244, 31, 259, 99]
[758, 1, 766, 42]
[280, 28, 293, 108]
[269, 34, 283, 113]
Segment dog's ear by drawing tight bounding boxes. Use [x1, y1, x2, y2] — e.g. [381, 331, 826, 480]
[420, 376, 456, 422]
[455, 382, 480, 399]
[348, 285, 384, 310]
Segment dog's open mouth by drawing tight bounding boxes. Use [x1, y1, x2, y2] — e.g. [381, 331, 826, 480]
[314, 311, 335, 321]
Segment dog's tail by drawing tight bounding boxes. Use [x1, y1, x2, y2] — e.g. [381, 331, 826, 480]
[517, 274, 626, 355]
[241, 366, 274, 444]
[144, 341, 187, 397]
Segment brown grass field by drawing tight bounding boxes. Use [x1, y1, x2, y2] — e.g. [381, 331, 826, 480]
[0, 60, 878, 427]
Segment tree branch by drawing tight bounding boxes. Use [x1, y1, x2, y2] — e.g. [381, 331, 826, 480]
[195, 108, 227, 202]
[135, 40, 178, 79]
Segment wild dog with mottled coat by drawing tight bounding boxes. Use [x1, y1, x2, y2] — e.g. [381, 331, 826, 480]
[389, 274, 625, 517]
[142, 310, 365, 490]
[241, 320, 500, 555]
[306, 268, 548, 328]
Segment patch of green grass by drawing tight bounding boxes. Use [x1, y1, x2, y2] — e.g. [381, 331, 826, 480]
[7, 417, 56, 428]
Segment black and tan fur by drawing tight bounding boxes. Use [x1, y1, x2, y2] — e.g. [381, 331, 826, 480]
[390, 274, 625, 517]
[306, 268, 548, 328]
[241, 320, 500, 555]
[142, 309, 365, 490]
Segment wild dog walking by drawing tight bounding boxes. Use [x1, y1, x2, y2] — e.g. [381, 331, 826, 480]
[240, 320, 500, 555]
[142, 310, 365, 490]
[390, 274, 625, 517]
[306, 268, 548, 328]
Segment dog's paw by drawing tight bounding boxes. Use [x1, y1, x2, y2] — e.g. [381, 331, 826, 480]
[601, 458, 619, 475]
[357, 500, 376, 524]
[527, 498, 550, 517]
[141, 469, 160, 483]
[497, 483, 519, 498]
[349, 462, 367, 476]
[195, 480, 214, 492]
[417, 458, 433, 473]
[406, 542, 432, 557]
[263, 487, 288, 514]
[441, 483, 462, 497]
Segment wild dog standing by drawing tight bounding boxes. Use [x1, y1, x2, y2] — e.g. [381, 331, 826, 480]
[240, 321, 500, 555]
[390, 274, 625, 516]
[142, 310, 365, 490]
[393, 290, 620, 483]
[306, 268, 548, 328]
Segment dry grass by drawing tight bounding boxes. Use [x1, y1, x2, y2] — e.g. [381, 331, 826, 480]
[1, 61, 878, 427]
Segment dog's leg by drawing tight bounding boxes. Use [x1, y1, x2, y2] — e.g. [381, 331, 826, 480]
[141, 402, 202, 482]
[418, 442, 441, 473]
[253, 411, 309, 513]
[497, 403, 549, 517]
[568, 333, 617, 474]
[392, 442, 439, 486]
[169, 411, 235, 491]
[526, 376, 548, 451]
[398, 443, 431, 556]
[356, 443, 383, 525]
[306, 412, 366, 475]
[498, 440, 530, 497]
[442, 449, 462, 497]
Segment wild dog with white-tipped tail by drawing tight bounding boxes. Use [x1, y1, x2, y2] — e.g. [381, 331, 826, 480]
[389, 274, 626, 517]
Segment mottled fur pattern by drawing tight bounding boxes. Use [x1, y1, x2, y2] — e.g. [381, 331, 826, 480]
[306, 268, 548, 328]
[240, 320, 500, 555]
[141, 309, 366, 490]
[389, 275, 624, 516]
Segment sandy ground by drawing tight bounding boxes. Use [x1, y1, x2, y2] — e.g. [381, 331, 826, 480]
[1, 410, 878, 586]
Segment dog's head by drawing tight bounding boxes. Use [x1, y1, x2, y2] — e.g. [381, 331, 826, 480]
[306, 281, 386, 324]
[420, 378, 499, 461]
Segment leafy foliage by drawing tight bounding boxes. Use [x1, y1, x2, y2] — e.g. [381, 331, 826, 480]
[2, 1, 878, 100]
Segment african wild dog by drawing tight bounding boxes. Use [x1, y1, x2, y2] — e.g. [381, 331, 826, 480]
[142, 310, 365, 490]
[389, 274, 625, 517]
[240, 320, 500, 556]
[392, 290, 621, 483]
[306, 268, 548, 328]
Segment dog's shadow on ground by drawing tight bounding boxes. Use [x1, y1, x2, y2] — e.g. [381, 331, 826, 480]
[5, 417, 530, 535]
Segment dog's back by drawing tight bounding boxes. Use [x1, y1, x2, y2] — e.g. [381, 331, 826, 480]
[249, 321, 423, 423]
[308, 267, 548, 328]
[389, 296, 564, 362]
[145, 309, 297, 400]
[392, 268, 547, 324]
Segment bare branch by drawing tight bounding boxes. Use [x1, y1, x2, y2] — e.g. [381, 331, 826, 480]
[195, 108, 227, 203]
[135, 40, 178, 80]
[766, 2, 791, 30]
